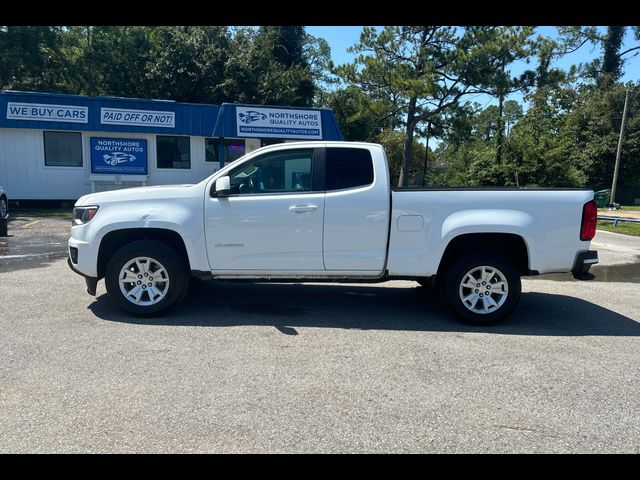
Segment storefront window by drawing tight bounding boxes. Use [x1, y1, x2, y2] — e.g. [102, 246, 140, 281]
[44, 131, 83, 167]
[205, 138, 219, 163]
[157, 136, 190, 169]
[205, 138, 245, 165]
[224, 140, 245, 163]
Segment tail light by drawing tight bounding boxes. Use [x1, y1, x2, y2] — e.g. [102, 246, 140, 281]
[580, 199, 597, 241]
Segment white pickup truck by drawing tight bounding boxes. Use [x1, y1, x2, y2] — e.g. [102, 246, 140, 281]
[68, 141, 599, 325]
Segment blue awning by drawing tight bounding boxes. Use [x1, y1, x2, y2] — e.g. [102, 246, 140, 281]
[0, 91, 343, 141]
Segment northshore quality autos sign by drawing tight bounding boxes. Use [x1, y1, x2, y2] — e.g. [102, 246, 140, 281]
[91, 137, 147, 175]
[235, 106, 323, 140]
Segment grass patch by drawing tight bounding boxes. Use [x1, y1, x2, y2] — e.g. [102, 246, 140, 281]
[597, 220, 640, 237]
[620, 205, 640, 211]
[599, 205, 640, 212]
[11, 208, 73, 218]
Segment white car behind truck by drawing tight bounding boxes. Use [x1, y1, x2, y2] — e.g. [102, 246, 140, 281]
[68, 141, 599, 325]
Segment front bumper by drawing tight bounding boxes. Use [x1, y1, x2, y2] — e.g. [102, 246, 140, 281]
[67, 255, 98, 296]
[572, 250, 599, 279]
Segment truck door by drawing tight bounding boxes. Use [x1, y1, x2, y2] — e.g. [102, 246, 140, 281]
[205, 148, 325, 272]
[322, 146, 390, 272]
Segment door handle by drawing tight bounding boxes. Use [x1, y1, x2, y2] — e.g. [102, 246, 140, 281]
[289, 204, 318, 213]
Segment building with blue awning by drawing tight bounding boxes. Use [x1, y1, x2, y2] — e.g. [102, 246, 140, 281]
[0, 91, 343, 200]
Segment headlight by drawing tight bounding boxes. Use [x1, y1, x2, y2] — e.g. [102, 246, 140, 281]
[72, 206, 99, 226]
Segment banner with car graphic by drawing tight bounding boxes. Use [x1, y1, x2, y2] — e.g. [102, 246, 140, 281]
[235, 106, 323, 140]
[91, 137, 148, 175]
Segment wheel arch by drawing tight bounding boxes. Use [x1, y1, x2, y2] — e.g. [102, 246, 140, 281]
[437, 232, 531, 279]
[97, 228, 190, 279]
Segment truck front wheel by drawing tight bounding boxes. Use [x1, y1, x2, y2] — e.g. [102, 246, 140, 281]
[441, 251, 521, 325]
[104, 240, 189, 316]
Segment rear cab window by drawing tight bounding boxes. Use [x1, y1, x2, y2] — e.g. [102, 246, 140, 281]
[325, 148, 374, 191]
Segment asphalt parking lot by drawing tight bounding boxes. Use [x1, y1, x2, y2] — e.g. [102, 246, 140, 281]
[0, 216, 639, 453]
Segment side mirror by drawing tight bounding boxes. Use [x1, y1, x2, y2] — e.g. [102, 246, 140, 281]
[212, 176, 231, 197]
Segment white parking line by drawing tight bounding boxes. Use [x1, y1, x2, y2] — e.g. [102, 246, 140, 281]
[0, 253, 59, 260]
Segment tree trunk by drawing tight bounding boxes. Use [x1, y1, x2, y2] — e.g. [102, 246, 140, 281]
[398, 97, 417, 187]
[496, 92, 504, 165]
[422, 120, 431, 187]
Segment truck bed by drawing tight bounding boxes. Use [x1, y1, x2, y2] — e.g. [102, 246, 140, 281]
[387, 188, 594, 277]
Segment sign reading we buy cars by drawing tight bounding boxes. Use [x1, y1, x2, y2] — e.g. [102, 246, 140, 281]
[6, 102, 88, 123]
[235, 106, 323, 140]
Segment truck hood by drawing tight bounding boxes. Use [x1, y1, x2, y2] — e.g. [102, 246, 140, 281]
[75, 184, 198, 206]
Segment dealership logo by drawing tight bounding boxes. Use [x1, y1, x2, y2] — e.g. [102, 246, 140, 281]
[103, 152, 136, 166]
[238, 111, 268, 124]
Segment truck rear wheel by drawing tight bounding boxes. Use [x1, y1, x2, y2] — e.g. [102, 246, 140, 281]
[441, 251, 521, 325]
[104, 240, 189, 316]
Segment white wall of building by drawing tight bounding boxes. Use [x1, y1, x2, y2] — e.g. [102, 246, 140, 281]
[0, 128, 237, 200]
[1, 128, 91, 200]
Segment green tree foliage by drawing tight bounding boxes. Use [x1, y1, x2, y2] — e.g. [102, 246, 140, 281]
[505, 87, 587, 187]
[336, 26, 537, 186]
[376, 129, 425, 185]
[558, 26, 640, 85]
[304, 33, 335, 106]
[601, 26, 626, 83]
[0, 26, 72, 92]
[324, 86, 387, 141]
[2, 25, 639, 194]
[436, 80, 640, 189]
[565, 82, 640, 188]
[72, 26, 155, 98]
[145, 26, 230, 103]
[431, 26, 639, 190]
[221, 27, 315, 106]
[254, 26, 315, 106]
[0, 26, 320, 107]
[503, 100, 523, 136]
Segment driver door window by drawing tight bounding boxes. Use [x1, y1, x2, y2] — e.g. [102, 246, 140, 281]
[229, 149, 313, 195]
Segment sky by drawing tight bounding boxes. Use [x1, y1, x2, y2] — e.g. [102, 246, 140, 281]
[306, 26, 640, 110]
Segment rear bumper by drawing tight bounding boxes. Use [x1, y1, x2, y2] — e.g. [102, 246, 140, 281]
[572, 250, 598, 279]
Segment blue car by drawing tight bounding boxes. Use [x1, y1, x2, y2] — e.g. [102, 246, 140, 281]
[239, 111, 267, 124]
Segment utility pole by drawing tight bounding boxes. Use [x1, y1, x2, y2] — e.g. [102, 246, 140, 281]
[611, 86, 630, 206]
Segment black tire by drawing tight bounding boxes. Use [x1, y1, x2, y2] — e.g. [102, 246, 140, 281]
[416, 277, 435, 289]
[104, 240, 190, 316]
[0, 196, 7, 237]
[0, 195, 7, 218]
[440, 250, 521, 326]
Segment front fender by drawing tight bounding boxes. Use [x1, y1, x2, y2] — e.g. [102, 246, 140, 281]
[70, 199, 209, 277]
